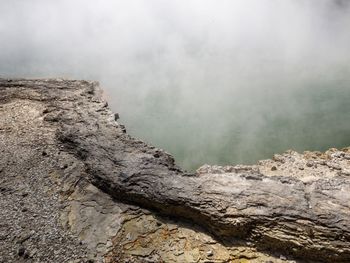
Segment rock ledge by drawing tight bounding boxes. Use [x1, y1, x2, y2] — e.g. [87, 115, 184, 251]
[1, 78, 349, 263]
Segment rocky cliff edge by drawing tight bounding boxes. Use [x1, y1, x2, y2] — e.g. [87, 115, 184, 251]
[1, 79, 349, 263]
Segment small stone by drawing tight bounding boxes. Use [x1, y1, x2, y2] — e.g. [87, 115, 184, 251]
[119, 124, 126, 133]
[279, 255, 287, 260]
[60, 164, 68, 169]
[206, 250, 213, 257]
[273, 154, 285, 163]
[306, 161, 313, 167]
[18, 246, 25, 257]
[174, 250, 184, 256]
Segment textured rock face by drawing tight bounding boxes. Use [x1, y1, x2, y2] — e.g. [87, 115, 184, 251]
[0, 78, 349, 263]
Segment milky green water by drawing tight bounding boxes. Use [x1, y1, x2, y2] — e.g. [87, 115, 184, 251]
[118, 79, 350, 171]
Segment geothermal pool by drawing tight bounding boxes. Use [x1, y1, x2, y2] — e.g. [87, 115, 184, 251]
[1, 1, 350, 171]
[114, 76, 350, 171]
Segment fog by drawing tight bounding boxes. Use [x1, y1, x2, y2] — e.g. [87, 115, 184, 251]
[1, 0, 350, 170]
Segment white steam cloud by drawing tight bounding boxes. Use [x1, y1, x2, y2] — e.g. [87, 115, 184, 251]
[1, 0, 350, 170]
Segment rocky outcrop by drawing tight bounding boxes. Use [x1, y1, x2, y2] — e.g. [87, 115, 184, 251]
[0, 78, 349, 262]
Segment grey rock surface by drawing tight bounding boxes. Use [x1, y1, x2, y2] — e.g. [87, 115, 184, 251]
[1, 78, 350, 262]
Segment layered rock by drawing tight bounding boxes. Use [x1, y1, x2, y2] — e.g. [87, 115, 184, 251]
[0, 78, 349, 262]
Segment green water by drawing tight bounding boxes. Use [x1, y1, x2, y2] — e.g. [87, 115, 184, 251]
[116, 77, 350, 172]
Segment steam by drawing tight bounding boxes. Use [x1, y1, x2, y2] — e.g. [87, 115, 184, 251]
[1, 0, 350, 170]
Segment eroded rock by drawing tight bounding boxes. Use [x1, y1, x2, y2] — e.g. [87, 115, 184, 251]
[1, 78, 350, 263]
